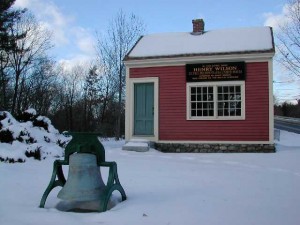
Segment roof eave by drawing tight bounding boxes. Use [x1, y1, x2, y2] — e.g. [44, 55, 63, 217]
[124, 49, 275, 62]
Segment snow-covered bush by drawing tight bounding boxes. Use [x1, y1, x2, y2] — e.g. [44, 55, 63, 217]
[16, 109, 50, 131]
[16, 108, 37, 122]
[0, 109, 71, 163]
[0, 129, 14, 143]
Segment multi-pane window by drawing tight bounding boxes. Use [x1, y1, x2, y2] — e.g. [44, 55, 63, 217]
[217, 86, 241, 117]
[190, 86, 214, 117]
[188, 82, 244, 120]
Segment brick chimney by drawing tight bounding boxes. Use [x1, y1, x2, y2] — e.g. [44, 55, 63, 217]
[192, 19, 205, 34]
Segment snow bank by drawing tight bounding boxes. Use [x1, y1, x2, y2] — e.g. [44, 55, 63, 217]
[275, 130, 300, 147]
[0, 110, 70, 163]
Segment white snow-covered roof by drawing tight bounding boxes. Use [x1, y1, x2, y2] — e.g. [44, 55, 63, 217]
[125, 26, 274, 60]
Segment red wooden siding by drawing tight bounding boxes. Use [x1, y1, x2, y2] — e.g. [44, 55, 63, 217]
[130, 62, 270, 141]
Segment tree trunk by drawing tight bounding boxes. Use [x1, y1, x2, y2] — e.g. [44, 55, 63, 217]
[0, 69, 8, 110]
[16, 76, 26, 113]
[115, 67, 122, 140]
[11, 71, 21, 115]
[84, 97, 88, 131]
[69, 105, 73, 131]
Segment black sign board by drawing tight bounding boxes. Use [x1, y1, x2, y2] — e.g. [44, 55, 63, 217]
[186, 62, 245, 82]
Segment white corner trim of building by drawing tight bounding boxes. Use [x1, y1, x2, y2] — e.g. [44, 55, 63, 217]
[268, 58, 274, 144]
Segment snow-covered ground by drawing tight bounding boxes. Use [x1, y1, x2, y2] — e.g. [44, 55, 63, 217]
[1, 131, 300, 225]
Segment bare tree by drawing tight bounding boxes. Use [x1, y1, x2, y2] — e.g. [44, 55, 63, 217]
[276, 0, 300, 77]
[20, 58, 58, 114]
[82, 65, 102, 131]
[0, 50, 11, 110]
[96, 10, 145, 139]
[0, 0, 26, 110]
[61, 65, 85, 131]
[7, 11, 53, 114]
[98, 65, 116, 124]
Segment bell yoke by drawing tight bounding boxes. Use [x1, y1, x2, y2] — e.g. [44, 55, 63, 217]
[39, 132, 127, 212]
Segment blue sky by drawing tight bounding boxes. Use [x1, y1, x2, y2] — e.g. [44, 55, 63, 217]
[46, 0, 285, 31]
[13, 0, 298, 103]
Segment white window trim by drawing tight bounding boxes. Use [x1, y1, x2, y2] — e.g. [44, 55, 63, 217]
[186, 81, 245, 120]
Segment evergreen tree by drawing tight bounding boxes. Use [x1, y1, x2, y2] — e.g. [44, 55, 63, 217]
[0, 0, 26, 52]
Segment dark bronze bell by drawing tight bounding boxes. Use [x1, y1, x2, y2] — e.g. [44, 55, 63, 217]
[57, 153, 106, 202]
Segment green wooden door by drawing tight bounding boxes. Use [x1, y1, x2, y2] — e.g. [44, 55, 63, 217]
[134, 83, 154, 135]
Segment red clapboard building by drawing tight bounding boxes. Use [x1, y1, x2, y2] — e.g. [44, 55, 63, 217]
[123, 19, 275, 152]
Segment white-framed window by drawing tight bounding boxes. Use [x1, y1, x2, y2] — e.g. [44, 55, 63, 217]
[187, 81, 245, 120]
